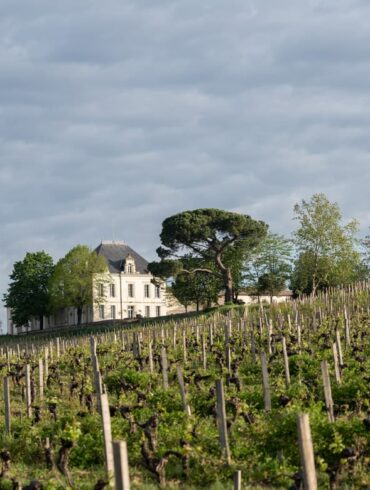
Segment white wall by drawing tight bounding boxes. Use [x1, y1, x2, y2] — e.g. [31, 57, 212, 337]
[93, 272, 167, 321]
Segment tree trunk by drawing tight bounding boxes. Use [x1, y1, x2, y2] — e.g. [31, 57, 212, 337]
[214, 254, 233, 304]
[39, 315, 44, 331]
[77, 307, 82, 325]
[223, 268, 233, 304]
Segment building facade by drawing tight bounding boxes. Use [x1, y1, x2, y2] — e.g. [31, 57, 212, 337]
[7, 240, 167, 335]
[92, 241, 166, 321]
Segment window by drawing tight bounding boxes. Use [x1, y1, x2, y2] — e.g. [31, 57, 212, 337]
[156, 306, 161, 317]
[98, 283, 104, 297]
[144, 284, 150, 298]
[127, 306, 134, 318]
[145, 306, 150, 318]
[155, 285, 161, 298]
[127, 263, 133, 273]
[109, 284, 116, 297]
[99, 305, 105, 319]
[128, 284, 134, 298]
[111, 305, 116, 319]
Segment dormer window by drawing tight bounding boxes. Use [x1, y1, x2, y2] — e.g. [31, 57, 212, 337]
[125, 254, 135, 274]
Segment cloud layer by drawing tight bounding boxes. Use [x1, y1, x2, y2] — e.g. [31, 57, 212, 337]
[1, 0, 370, 330]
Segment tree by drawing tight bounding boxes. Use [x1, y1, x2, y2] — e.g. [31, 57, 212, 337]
[3, 251, 54, 330]
[244, 233, 293, 302]
[170, 256, 222, 311]
[360, 231, 370, 279]
[49, 245, 108, 325]
[292, 193, 361, 295]
[148, 208, 268, 303]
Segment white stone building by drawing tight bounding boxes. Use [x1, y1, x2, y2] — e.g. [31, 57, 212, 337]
[92, 240, 166, 321]
[6, 240, 167, 334]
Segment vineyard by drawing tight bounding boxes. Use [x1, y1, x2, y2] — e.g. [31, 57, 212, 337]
[0, 285, 370, 489]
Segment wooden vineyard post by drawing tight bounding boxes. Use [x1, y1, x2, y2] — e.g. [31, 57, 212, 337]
[25, 364, 32, 418]
[209, 323, 214, 346]
[3, 377, 11, 434]
[344, 307, 351, 348]
[6, 348, 9, 372]
[176, 366, 191, 416]
[132, 335, 139, 359]
[201, 334, 207, 370]
[251, 325, 256, 363]
[148, 341, 154, 374]
[268, 319, 273, 355]
[287, 314, 292, 334]
[335, 330, 343, 366]
[56, 337, 60, 358]
[215, 379, 231, 464]
[224, 322, 231, 373]
[161, 346, 169, 390]
[90, 337, 101, 394]
[113, 440, 131, 490]
[282, 337, 291, 387]
[332, 343, 341, 384]
[297, 323, 301, 350]
[100, 392, 114, 483]
[297, 413, 317, 490]
[233, 470, 242, 490]
[182, 330, 187, 363]
[321, 361, 334, 422]
[261, 353, 271, 411]
[39, 358, 44, 401]
[44, 356, 49, 382]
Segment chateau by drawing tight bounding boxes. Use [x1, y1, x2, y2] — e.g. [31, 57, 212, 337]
[7, 241, 167, 335]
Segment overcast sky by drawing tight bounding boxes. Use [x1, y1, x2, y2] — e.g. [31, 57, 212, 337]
[1, 0, 370, 331]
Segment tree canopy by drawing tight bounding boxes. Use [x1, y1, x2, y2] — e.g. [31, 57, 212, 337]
[3, 251, 54, 330]
[245, 233, 293, 302]
[292, 193, 361, 295]
[49, 245, 108, 325]
[148, 208, 268, 303]
[169, 255, 222, 311]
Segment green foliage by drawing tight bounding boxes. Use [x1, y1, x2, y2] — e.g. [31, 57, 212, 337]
[149, 208, 268, 303]
[292, 193, 361, 295]
[3, 251, 54, 329]
[49, 245, 108, 324]
[170, 256, 222, 310]
[244, 233, 293, 299]
[2, 288, 370, 489]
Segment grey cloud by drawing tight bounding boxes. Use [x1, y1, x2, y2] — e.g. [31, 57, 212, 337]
[1, 0, 370, 330]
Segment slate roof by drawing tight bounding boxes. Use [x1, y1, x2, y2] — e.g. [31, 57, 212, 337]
[95, 241, 149, 274]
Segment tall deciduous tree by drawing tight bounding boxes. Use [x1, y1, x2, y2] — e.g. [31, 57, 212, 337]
[360, 231, 370, 278]
[244, 233, 293, 302]
[148, 208, 268, 303]
[292, 193, 360, 295]
[49, 245, 108, 325]
[3, 251, 54, 330]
